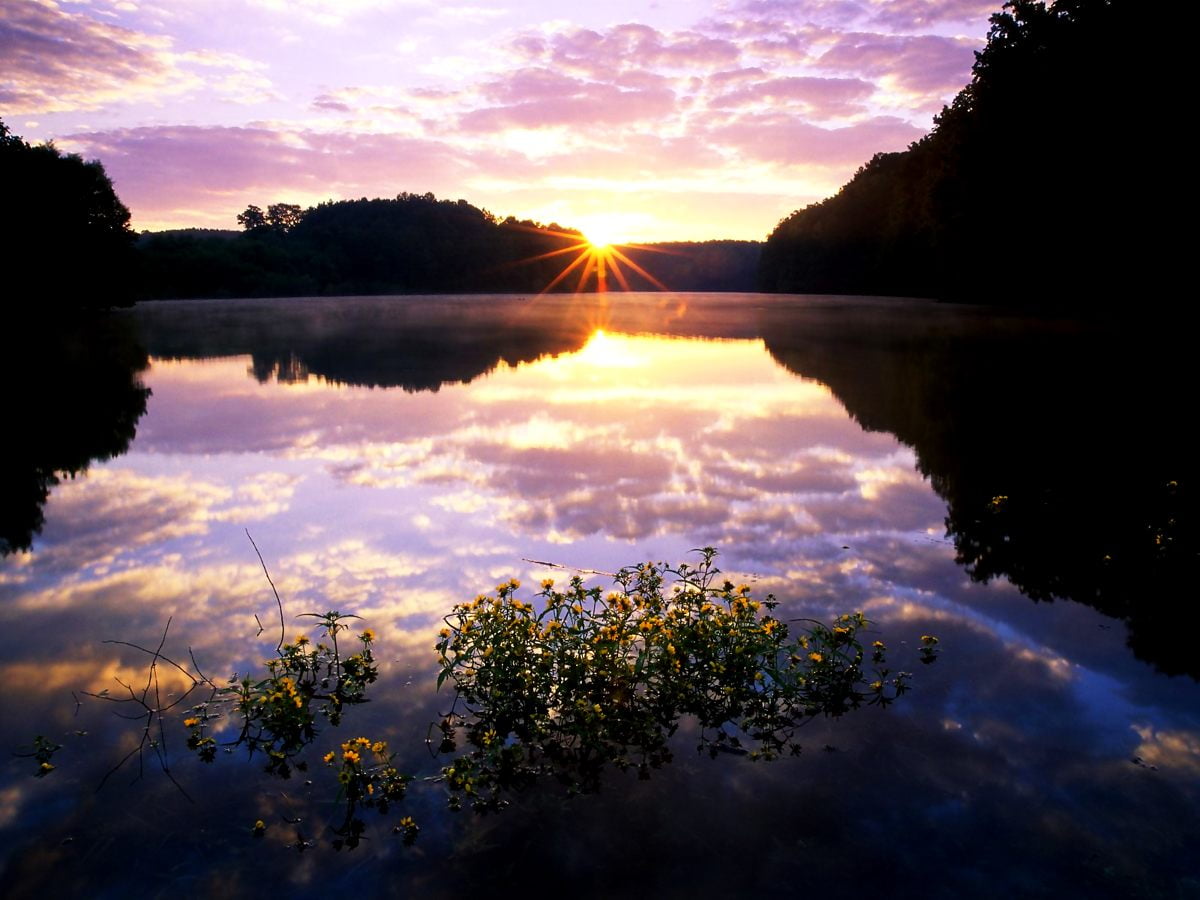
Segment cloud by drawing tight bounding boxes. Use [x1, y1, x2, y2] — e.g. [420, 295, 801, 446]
[705, 113, 924, 166]
[63, 125, 480, 228]
[461, 67, 677, 131]
[707, 74, 875, 118]
[0, 0, 271, 113]
[864, 0, 1000, 31]
[513, 23, 742, 80]
[816, 32, 980, 96]
[30, 467, 299, 575]
[25, 0, 993, 239]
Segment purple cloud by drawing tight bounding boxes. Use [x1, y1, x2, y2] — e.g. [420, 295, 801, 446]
[65, 125, 478, 225]
[461, 67, 677, 131]
[0, 0, 177, 112]
[708, 74, 875, 118]
[511, 23, 741, 81]
[816, 32, 979, 95]
[866, 0, 999, 30]
[0, 1, 265, 113]
[705, 113, 924, 166]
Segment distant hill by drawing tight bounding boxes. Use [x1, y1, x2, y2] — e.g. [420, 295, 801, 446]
[135, 195, 761, 299]
[759, 0, 1177, 309]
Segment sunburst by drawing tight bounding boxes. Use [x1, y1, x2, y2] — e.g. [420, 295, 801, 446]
[504, 224, 674, 294]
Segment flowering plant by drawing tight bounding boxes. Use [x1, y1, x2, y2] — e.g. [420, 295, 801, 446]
[435, 548, 935, 810]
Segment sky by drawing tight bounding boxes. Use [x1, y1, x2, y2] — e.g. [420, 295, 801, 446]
[2, 0, 998, 242]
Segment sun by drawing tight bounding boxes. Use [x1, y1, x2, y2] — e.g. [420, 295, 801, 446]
[502, 222, 673, 293]
[584, 229, 619, 251]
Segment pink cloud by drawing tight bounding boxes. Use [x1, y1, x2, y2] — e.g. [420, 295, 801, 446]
[510, 23, 741, 81]
[0, 0, 178, 112]
[461, 67, 677, 131]
[705, 113, 924, 166]
[714, 1, 871, 30]
[708, 74, 874, 118]
[707, 67, 769, 87]
[0, 1, 268, 114]
[866, 0, 999, 30]
[65, 125, 479, 225]
[816, 32, 979, 95]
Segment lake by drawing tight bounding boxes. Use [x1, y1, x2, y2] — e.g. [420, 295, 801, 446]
[1, 293, 1196, 898]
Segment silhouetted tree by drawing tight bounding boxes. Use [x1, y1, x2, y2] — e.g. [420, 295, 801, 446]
[760, 0, 1173, 310]
[1, 119, 136, 310]
[237, 204, 267, 230]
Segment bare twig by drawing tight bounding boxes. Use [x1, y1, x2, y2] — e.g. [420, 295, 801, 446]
[246, 529, 285, 651]
[521, 558, 617, 578]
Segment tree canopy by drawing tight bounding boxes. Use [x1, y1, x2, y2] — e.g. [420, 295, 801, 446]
[759, 0, 1176, 309]
[1, 119, 136, 310]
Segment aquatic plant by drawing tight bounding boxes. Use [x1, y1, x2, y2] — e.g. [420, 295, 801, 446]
[434, 548, 936, 810]
[41, 546, 936, 850]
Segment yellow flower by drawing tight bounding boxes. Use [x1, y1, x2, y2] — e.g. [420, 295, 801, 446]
[541, 578, 555, 590]
[361, 629, 375, 642]
[872, 640, 885, 649]
[372, 741, 387, 754]
[183, 717, 200, 728]
[295, 634, 310, 645]
[808, 652, 824, 663]
[323, 751, 335, 764]
[344, 750, 361, 765]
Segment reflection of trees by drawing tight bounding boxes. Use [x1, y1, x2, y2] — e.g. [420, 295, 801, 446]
[1, 314, 150, 553]
[761, 301, 1196, 677]
[130, 295, 760, 392]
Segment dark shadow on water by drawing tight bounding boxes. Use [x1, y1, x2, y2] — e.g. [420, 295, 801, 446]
[760, 300, 1197, 678]
[1, 312, 150, 553]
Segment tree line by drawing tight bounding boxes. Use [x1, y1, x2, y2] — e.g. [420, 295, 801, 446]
[759, 0, 1176, 308]
[137, 201, 761, 299]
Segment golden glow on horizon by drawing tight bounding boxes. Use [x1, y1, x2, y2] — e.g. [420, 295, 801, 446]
[510, 225, 673, 294]
[583, 228, 618, 251]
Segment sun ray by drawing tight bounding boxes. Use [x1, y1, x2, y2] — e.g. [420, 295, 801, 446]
[497, 221, 672, 295]
[608, 246, 670, 290]
[539, 246, 592, 294]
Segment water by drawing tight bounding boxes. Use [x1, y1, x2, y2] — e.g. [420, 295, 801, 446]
[1, 294, 1196, 898]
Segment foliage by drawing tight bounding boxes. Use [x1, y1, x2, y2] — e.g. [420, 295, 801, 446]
[758, 0, 1174, 309]
[434, 549, 936, 810]
[321, 737, 417, 849]
[47, 548, 937, 850]
[81, 606, 405, 849]
[0, 118, 136, 310]
[15, 735, 61, 777]
[180, 613, 378, 777]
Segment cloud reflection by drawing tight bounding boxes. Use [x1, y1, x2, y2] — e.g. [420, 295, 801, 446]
[2, 305, 1198, 897]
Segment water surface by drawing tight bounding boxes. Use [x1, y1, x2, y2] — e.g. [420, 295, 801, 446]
[1, 294, 1195, 898]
